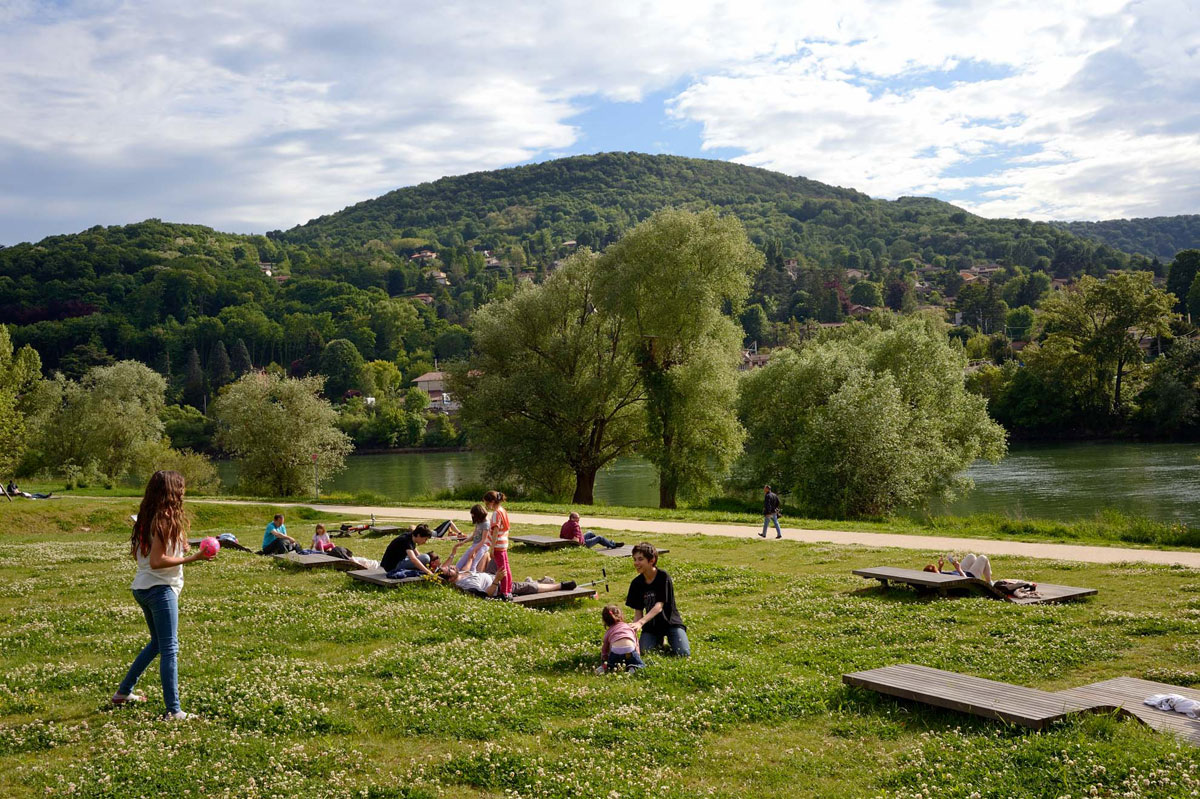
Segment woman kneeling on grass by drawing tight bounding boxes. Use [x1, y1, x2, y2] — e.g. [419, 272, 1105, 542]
[626, 543, 690, 658]
[112, 470, 216, 719]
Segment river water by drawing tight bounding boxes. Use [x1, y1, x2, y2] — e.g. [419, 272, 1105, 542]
[217, 442, 1200, 525]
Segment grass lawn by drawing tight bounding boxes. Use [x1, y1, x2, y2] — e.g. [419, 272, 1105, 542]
[3, 500, 1200, 798]
[16, 477, 1200, 551]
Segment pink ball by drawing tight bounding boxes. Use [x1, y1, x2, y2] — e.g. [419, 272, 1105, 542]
[199, 537, 220, 558]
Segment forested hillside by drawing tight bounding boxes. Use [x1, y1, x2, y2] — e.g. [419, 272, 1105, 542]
[1056, 215, 1200, 262]
[284, 152, 1149, 280]
[0, 152, 1163, 393]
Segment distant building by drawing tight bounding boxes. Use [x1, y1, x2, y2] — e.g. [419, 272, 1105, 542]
[959, 270, 980, 283]
[412, 293, 435, 305]
[432, 271, 449, 286]
[845, 268, 866, 281]
[412, 371, 459, 410]
[739, 350, 770, 371]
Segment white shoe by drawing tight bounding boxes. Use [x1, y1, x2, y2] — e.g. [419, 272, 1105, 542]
[165, 711, 195, 721]
[537, 576, 556, 585]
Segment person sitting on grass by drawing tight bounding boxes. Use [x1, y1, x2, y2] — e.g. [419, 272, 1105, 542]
[597, 604, 644, 673]
[923, 553, 993, 583]
[312, 523, 334, 552]
[626, 543, 690, 657]
[380, 524, 437, 578]
[439, 565, 576, 599]
[261, 514, 299, 555]
[559, 511, 623, 549]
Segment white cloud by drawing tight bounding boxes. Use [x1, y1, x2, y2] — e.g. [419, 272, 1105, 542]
[0, 0, 1196, 243]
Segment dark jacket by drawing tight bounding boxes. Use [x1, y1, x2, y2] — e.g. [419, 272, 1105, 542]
[763, 491, 781, 516]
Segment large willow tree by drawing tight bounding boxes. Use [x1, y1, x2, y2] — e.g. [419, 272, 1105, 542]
[597, 209, 762, 508]
[739, 313, 1007, 518]
[450, 251, 646, 503]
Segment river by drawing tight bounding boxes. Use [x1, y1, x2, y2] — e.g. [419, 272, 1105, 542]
[216, 442, 1200, 525]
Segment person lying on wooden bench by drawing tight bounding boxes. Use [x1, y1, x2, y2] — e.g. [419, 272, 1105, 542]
[380, 525, 438, 578]
[924, 554, 993, 583]
[439, 565, 576, 599]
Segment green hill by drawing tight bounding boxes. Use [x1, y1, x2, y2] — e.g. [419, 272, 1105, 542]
[0, 153, 1168, 382]
[1055, 215, 1200, 262]
[282, 152, 1147, 279]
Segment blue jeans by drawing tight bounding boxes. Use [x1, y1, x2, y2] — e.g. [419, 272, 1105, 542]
[639, 626, 691, 657]
[762, 515, 782, 537]
[606, 650, 646, 671]
[119, 586, 181, 713]
[584, 531, 618, 549]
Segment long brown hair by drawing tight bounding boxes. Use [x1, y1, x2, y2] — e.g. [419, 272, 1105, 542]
[130, 470, 190, 558]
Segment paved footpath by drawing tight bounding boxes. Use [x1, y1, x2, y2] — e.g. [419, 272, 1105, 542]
[188, 498, 1200, 569]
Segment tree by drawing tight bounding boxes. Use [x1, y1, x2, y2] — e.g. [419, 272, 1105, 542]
[739, 303, 768, 343]
[208, 340, 233, 390]
[319, 338, 365, 400]
[183, 347, 206, 410]
[1136, 338, 1200, 435]
[23, 361, 167, 481]
[0, 326, 41, 481]
[957, 282, 1008, 333]
[1039, 271, 1176, 416]
[1005, 306, 1036, 341]
[596, 208, 761, 507]
[1166, 250, 1200, 313]
[850, 280, 883, 308]
[738, 315, 1006, 517]
[212, 372, 351, 496]
[231, 338, 253, 376]
[451, 250, 646, 503]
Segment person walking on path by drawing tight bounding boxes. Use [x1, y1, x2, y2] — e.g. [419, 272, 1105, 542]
[760, 485, 782, 539]
[626, 543, 690, 657]
[113, 470, 216, 719]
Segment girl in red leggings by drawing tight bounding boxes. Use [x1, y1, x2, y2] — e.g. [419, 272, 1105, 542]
[484, 490, 512, 599]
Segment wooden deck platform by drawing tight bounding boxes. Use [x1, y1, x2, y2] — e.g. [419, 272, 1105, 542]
[845, 664, 1200, 745]
[271, 552, 361, 571]
[512, 585, 598, 608]
[346, 568, 425, 588]
[853, 566, 1097, 604]
[510, 534, 575, 550]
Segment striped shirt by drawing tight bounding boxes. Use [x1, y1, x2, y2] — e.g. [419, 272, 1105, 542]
[486, 507, 510, 551]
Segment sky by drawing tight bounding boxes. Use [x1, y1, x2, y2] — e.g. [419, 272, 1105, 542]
[0, 0, 1197, 245]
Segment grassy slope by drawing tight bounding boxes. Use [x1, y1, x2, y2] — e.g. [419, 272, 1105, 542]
[2, 501, 1200, 798]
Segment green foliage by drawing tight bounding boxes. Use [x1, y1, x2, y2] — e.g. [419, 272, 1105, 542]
[739, 315, 1007, 517]
[0, 325, 41, 477]
[1166, 249, 1200, 312]
[161, 403, 215, 452]
[849, 280, 883, 307]
[453, 250, 646, 502]
[22, 361, 167, 481]
[1059, 214, 1200, 260]
[212, 372, 352, 496]
[1136, 338, 1200, 435]
[597, 208, 762, 507]
[319, 338, 365, 400]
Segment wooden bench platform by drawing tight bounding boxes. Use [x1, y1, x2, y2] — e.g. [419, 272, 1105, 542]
[512, 585, 598, 608]
[853, 566, 1097, 604]
[346, 568, 425, 588]
[845, 664, 1200, 745]
[595, 544, 668, 558]
[271, 552, 361, 571]
[510, 534, 575, 550]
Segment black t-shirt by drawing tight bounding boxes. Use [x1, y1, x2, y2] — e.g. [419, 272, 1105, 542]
[381, 533, 420, 573]
[625, 568, 685, 634]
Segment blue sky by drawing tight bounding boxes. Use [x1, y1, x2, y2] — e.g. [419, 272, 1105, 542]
[0, 0, 1196, 245]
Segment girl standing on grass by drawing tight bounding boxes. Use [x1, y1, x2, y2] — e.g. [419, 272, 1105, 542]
[113, 470, 216, 719]
[484, 490, 512, 599]
[452, 504, 491, 572]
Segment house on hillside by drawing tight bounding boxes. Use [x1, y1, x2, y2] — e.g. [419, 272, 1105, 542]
[845, 268, 866, 281]
[413, 371, 459, 410]
[958, 270, 980, 283]
[258, 262, 274, 277]
[410, 250, 437, 262]
[431, 271, 449, 286]
[740, 350, 770, 371]
[412, 293, 435, 305]
[1051, 278, 1070, 291]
